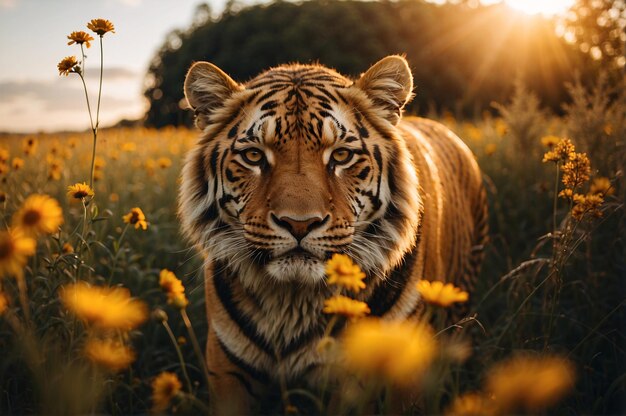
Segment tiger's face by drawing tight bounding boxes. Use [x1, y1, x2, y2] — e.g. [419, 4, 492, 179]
[180, 57, 421, 287]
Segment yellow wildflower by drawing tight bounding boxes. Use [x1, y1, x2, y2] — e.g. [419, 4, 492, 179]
[93, 169, 103, 182]
[571, 193, 604, 220]
[12, 194, 63, 236]
[0, 228, 37, 279]
[543, 138, 575, 163]
[123, 207, 148, 230]
[84, 338, 135, 372]
[341, 318, 436, 386]
[561, 152, 591, 190]
[0, 291, 8, 315]
[94, 156, 106, 169]
[121, 142, 136, 152]
[0, 148, 8, 163]
[87, 18, 115, 36]
[60, 282, 149, 331]
[11, 158, 24, 171]
[62, 242, 74, 254]
[67, 31, 94, 48]
[23, 138, 37, 156]
[325, 254, 366, 293]
[159, 269, 188, 309]
[57, 56, 79, 76]
[445, 393, 495, 416]
[416, 280, 469, 307]
[157, 157, 172, 169]
[540, 135, 561, 148]
[590, 177, 614, 196]
[323, 295, 370, 319]
[558, 188, 573, 200]
[484, 143, 497, 156]
[151, 372, 182, 413]
[109, 193, 120, 202]
[486, 355, 575, 413]
[67, 182, 95, 200]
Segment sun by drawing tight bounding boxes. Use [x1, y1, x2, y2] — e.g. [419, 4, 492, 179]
[503, 0, 575, 16]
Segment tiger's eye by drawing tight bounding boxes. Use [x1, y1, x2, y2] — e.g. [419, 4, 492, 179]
[242, 148, 264, 165]
[331, 148, 353, 164]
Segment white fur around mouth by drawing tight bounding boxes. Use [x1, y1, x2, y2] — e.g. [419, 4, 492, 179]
[265, 254, 326, 284]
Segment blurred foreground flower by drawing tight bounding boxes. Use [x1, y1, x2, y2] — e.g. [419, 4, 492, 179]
[325, 254, 366, 293]
[13, 194, 63, 236]
[67, 182, 95, 200]
[123, 207, 148, 230]
[540, 135, 560, 148]
[159, 269, 188, 309]
[57, 56, 79, 76]
[87, 18, 115, 36]
[0, 228, 36, 279]
[589, 176, 614, 196]
[85, 338, 136, 372]
[67, 31, 94, 48]
[0, 292, 8, 315]
[60, 282, 148, 331]
[486, 355, 575, 413]
[151, 372, 182, 413]
[416, 280, 468, 307]
[341, 318, 436, 386]
[323, 295, 370, 319]
[445, 393, 495, 416]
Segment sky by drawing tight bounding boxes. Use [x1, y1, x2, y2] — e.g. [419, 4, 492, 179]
[0, 0, 573, 133]
[0, 0, 236, 133]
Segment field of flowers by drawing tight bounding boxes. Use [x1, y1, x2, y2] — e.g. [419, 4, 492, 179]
[0, 18, 624, 416]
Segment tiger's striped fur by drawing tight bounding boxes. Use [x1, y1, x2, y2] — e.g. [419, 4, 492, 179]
[179, 56, 488, 413]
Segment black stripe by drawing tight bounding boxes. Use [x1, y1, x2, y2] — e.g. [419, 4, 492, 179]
[212, 264, 275, 357]
[216, 336, 270, 386]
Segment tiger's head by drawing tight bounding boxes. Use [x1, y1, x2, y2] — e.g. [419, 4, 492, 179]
[179, 56, 421, 288]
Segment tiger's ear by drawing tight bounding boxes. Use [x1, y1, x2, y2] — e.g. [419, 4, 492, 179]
[184, 62, 243, 129]
[356, 56, 414, 125]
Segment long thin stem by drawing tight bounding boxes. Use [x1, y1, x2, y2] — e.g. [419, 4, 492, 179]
[95, 36, 104, 129]
[180, 308, 212, 394]
[161, 320, 194, 394]
[552, 163, 560, 254]
[78, 74, 95, 133]
[108, 224, 129, 283]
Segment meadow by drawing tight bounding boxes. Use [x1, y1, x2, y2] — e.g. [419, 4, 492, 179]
[1, 18, 625, 416]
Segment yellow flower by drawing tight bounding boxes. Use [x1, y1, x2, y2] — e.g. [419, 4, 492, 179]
[325, 254, 366, 293]
[590, 177, 614, 196]
[0, 291, 9, 315]
[23, 138, 37, 156]
[87, 18, 115, 36]
[558, 188, 573, 200]
[62, 242, 74, 254]
[159, 269, 188, 309]
[540, 135, 561, 148]
[48, 164, 63, 181]
[60, 282, 149, 331]
[84, 338, 135, 372]
[11, 158, 24, 171]
[57, 56, 79, 76]
[12, 194, 63, 237]
[0, 148, 9, 163]
[571, 193, 604, 220]
[109, 192, 119, 202]
[121, 142, 136, 152]
[0, 228, 37, 279]
[67, 31, 94, 48]
[341, 318, 436, 386]
[445, 393, 495, 416]
[94, 156, 106, 169]
[561, 152, 591, 190]
[323, 295, 370, 319]
[486, 355, 575, 413]
[123, 207, 148, 230]
[543, 138, 575, 163]
[67, 182, 95, 200]
[157, 157, 172, 169]
[484, 143, 497, 156]
[416, 280, 469, 307]
[151, 372, 182, 412]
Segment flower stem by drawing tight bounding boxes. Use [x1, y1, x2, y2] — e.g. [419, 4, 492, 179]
[161, 319, 194, 394]
[108, 224, 129, 283]
[180, 308, 212, 394]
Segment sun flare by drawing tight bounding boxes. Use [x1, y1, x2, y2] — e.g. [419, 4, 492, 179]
[504, 0, 574, 16]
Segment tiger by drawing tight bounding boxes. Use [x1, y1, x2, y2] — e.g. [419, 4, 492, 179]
[179, 55, 488, 414]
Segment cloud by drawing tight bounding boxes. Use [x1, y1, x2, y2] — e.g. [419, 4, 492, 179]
[83, 66, 139, 81]
[0, 0, 17, 9]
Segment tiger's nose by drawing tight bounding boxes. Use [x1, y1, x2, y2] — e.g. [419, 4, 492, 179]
[271, 214, 329, 242]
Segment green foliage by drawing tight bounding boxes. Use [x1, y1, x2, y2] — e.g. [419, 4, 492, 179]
[144, 0, 591, 127]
